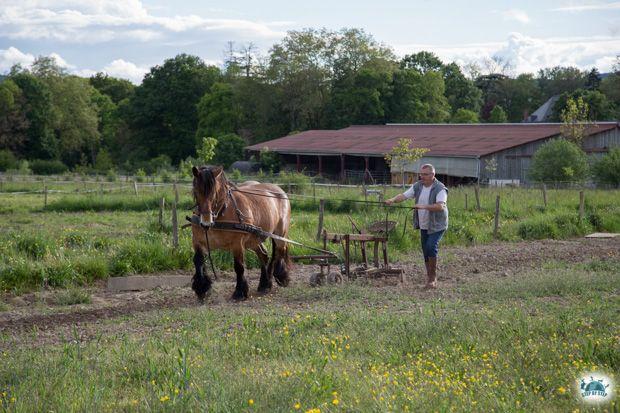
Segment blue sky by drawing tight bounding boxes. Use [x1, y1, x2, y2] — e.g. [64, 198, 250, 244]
[0, 0, 618, 83]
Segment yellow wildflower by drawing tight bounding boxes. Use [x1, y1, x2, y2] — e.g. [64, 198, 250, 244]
[248, 399, 254, 406]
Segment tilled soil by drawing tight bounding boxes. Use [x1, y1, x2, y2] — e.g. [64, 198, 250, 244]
[1, 237, 618, 349]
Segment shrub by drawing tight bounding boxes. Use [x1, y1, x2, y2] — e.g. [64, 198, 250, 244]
[106, 168, 118, 182]
[529, 139, 589, 183]
[30, 159, 69, 175]
[135, 168, 147, 182]
[277, 171, 311, 194]
[592, 148, 620, 186]
[0, 149, 18, 171]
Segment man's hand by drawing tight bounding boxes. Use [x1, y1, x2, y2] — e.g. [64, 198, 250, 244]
[413, 204, 427, 210]
[385, 198, 395, 206]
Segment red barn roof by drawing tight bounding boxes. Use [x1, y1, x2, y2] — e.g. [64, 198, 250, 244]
[246, 123, 619, 157]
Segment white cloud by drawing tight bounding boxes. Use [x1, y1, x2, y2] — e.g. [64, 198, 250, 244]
[552, 1, 620, 12]
[501, 9, 531, 24]
[394, 32, 620, 74]
[0, 46, 35, 72]
[0, 0, 288, 43]
[102, 59, 148, 84]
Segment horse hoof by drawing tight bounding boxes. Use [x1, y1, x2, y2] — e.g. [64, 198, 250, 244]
[257, 286, 272, 294]
[232, 291, 248, 301]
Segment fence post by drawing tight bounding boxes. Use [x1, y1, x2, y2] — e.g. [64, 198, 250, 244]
[159, 197, 165, 229]
[465, 193, 468, 210]
[579, 191, 585, 221]
[542, 184, 547, 208]
[44, 183, 48, 208]
[475, 185, 481, 210]
[173, 182, 179, 204]
[172, 201, 178, 249]
[315, 199, 325, 241]
[133, 181, 138, 196]
[493, 195, 500, 238]
[312, 181, 316, 201]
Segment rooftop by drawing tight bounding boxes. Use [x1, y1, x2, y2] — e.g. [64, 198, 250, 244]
[246, 122, 619, 157]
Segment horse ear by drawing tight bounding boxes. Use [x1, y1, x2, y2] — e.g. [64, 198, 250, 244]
[192, 166, 200, 178]
[212, 166, 223, 178]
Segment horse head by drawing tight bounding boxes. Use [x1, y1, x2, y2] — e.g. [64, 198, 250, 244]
[192, 165, 226, 226]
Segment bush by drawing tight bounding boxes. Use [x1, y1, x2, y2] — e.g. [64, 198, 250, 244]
[277, 171, 311, 194]
[529, 139, 589, 183]
[135, 168, 147, 182]
[592, 148, 620, 186]
[106, 168, 118, 182]
[30, 159, 69, 175]
[0, 149, 18, 171]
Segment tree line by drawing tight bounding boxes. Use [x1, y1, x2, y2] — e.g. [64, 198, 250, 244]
[0, 27, 619, 175]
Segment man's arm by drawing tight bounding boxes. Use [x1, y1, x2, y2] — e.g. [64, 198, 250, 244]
[414, 202, 445, 211]
[385, 193, 407, 205]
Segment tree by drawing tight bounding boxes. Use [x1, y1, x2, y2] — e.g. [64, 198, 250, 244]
[400, 51, 443, 73]
[442, 62, 482, 114]
[388, 69, 450, 123]
[258, 147, 281, 173]
[127, 54, 221, 163]
[384, 138, 429, 187]
[212, 133, 246, 169]
[600, 59, 620, 119]
[559, 96, 589, 145]
[0, 79, 29, 154]
[196, 136, 218, 165]
[552, 89, 613, 122]
[475, 73, 508, 121]
[584, 68, 601, 90]
[592, 148, 620, 186]
[9, 71, 57, 159]
[537, 66, 585, 97]
[195, 82, 240, 139]
[495, 74, 543, 122]
[529, 139, 589, 183]
[89, 73, 135, 104]
[488, 105, 508, 123]
[451, 108, 479, 123]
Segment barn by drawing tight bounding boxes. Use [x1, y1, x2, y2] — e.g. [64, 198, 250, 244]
[246, 122, 620, 185]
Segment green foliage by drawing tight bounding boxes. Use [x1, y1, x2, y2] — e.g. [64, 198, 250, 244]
[0, 149, 18, 171]
[388, 69, 450, 123]
[54, 287, 92, 305]
[195, 82, 239, 138]
[259, 147, 281, 173]
[276, 171, 311, 193]
[518, 212, 590, 240]
[89, 72, 135, 104]
[554, 89, 613, 123]
[127, 54, 221, 163]
[488, 105, 507, 123]
[29, 159, 68, 175]
[94, 148, 114, 172]
[196, 137, 218, 165]
[451, 108, 479, 123]
[135, 168, 147, 182]
[529, 139, 589, 183]
[212, 133, 245, 169]
[592, 148, 620, 186]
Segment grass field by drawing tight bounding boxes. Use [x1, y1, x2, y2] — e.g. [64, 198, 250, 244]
[1, 177, 619, 292]
[0, 258, 618, 412]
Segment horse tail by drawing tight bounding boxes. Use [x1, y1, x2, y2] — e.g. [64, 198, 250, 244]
[272, 238, 292, 287]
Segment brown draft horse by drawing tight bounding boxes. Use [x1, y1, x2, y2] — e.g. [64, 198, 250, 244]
[191, 165, 292, 301]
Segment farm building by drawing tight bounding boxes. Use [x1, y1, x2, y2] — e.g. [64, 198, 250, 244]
[246, 122, 620, 185]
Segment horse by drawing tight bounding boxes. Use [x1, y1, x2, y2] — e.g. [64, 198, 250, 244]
[190, 165, 292, 301]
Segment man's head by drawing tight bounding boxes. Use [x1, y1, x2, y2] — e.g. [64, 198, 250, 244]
[419, 164, 435, 186]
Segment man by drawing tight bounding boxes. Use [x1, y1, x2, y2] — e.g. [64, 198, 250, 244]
[385, 164, 448, 289]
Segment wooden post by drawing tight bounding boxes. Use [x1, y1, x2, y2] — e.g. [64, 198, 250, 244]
[312, 181, 316, 201]
[133, 181, 138, 196]
[172, 201, 178, 249]
[99, 183, 103, 195]
[288, 182, 292, 194]
[465, 193, 468, 210]
[579, 191, 585, 221]
[44, 184, 48, 208]
[474, 185, 481, 210]
[173, 182, 179, 204]
[344, 234, 350, 278]
[542, 184, 547, 208]
[159, 197, 165, 229]
[493, 195, 500, 238]
[315, 199, 325, 241]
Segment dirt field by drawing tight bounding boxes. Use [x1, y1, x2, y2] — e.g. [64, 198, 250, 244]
[1, 237, 618, 349]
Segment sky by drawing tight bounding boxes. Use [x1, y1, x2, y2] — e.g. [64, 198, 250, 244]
[0, 0, 619, 84]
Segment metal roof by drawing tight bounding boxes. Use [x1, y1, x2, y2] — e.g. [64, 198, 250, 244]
[246, 122, 619, 157]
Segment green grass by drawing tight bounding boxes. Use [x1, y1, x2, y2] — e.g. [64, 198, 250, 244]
[0, 182, 619, 292]
[0, 261, 618, 411]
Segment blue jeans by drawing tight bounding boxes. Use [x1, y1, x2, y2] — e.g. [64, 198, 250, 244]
[420, 229, 445, 262]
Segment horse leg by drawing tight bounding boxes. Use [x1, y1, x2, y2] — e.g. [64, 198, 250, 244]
[191, 249, 212, 302]
[272, 239, 291, 287]
[255, 244, 272, 293]
[232, 249, 249, 300]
